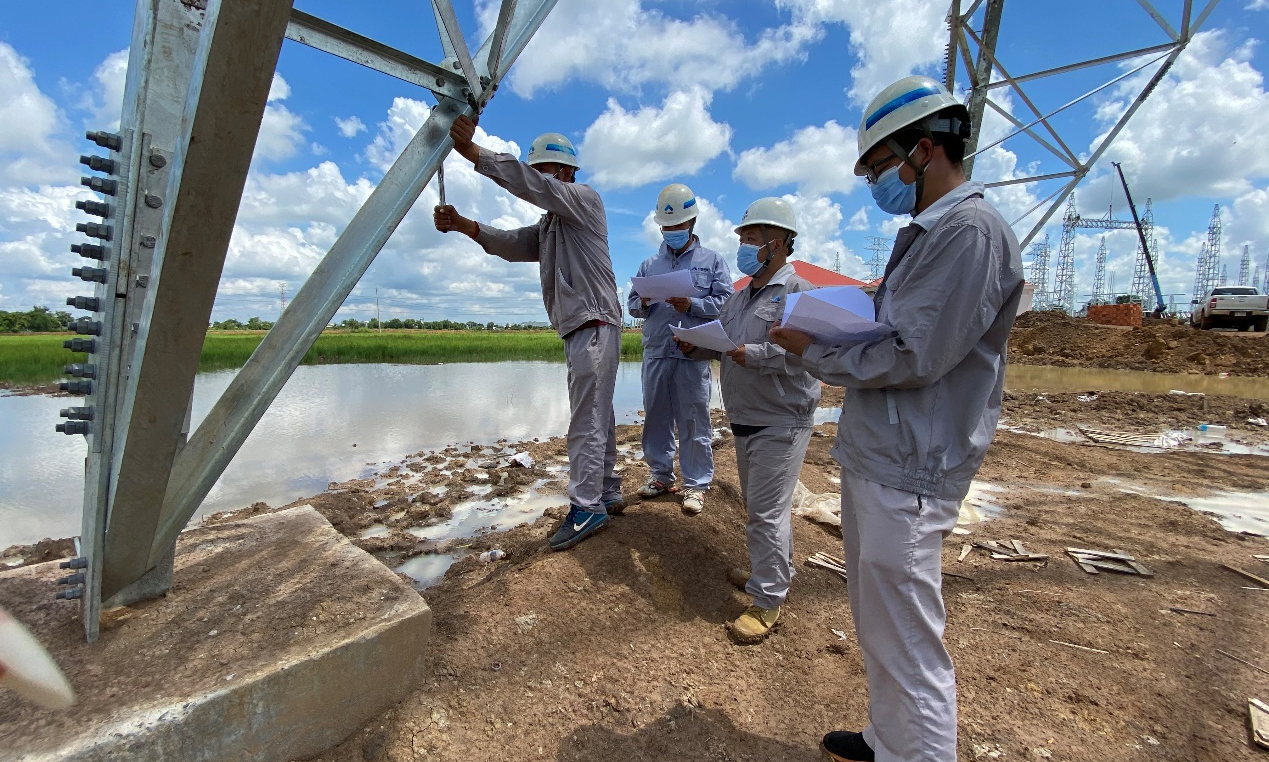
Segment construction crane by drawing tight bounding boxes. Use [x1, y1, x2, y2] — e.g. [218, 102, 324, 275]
[1112, 163, 1165, 317]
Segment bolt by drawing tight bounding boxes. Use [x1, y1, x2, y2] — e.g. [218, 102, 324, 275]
[73, 266, 109, 283]
[72, 242, 106, 261]
[145, 194, 163, 208]
[136, 275, 150, 287]
[76, 199, 110, 218]
[81, 176, 117, 195]
[436, 77, 446, 88]
[64, 337, 97, 352]
[59, 557, 89, 570]
[59, 379, 93, 395]
[149, 153, 167, 168]
[86, 130, 122, 151]
[140, 235, 157, 248]
[64, 363, 97, 379]
[79, 154, 117, 174]
[60, 406, 94, 421]
[76, 222, 112, 241]
[67, 295, 101, 311]
[54, 588, 85, 600]
[55, 573, 86, 586]
[71, 319, 102, 336]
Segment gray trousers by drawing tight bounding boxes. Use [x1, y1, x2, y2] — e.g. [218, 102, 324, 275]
[840, 469, 960, 762]
[563, 323, 622, 513]
[641, 357, 714, 488]
[735, 426, 812, 610]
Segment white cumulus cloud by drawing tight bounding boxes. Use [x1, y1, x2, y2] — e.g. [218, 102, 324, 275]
[732, 120, 860, 196]
[334, 116, 367, 138]
[581, 88, 732, 190]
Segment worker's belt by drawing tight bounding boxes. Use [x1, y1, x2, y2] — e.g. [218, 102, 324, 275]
[730, 424, 768, 437]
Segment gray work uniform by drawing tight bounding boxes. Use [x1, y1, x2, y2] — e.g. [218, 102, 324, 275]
[799, 181, 1023, 762]
[687, 263, 821, 609]
[473, 148, 623, 513]
[627, 237, 733, 489]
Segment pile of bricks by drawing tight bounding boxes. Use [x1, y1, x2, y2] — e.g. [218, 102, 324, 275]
[1087, 303, 1142, 327]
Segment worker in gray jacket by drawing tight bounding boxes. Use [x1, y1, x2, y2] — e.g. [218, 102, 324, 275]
[627, 183, 733, 516]
[434, 115, 623, 551]
[676, 197, 820, 645]
[770, 76, 1024, 762]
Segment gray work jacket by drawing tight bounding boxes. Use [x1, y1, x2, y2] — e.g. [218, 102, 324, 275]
[800, 182, 1023, 501]
[473, 148, 621, 338]
[687, 263, 821, 427]
[627, 237, 734, 359]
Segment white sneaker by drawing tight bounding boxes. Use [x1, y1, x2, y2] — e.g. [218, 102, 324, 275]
[637, 476, 675, 498]
[680, 487, 705, 515]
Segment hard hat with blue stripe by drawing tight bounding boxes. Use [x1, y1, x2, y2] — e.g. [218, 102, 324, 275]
[527, 132, 580, 169]
[654, 183, 699, 226]
[856, 75, 968, 175]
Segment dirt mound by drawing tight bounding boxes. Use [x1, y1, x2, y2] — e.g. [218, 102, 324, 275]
[1009, 310, 1269, 376]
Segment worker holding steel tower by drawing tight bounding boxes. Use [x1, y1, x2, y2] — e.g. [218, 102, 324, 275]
[434, 115, 623, 551]
[626, 183, 733, 516]
[770, 75, 1024, 761]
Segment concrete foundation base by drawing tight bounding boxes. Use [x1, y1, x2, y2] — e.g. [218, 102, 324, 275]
[0, 506, 431, 762]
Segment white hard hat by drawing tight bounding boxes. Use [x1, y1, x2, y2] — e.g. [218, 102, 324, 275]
[527, 132, 579, 169]
[856, 75, 968, 175]
[735, 197, 797, 236]
[654, 183, 700, 226]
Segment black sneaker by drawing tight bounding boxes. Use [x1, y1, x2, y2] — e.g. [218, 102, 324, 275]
[822, 731, 874, 761]
[548, 506, 610, 551]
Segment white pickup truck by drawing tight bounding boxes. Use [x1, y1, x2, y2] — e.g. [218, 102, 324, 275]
[1190, 286, 1269, 332]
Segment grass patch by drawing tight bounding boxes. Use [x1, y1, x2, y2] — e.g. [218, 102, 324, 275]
[1, 330, 645, 385]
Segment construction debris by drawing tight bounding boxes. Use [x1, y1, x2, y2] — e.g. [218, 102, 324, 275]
[1049, 639, 1109, 655]
[1216, 649, 1269, 677]
[971, 540, 1049, 563]
[1222, 563, 1269, 589]
[1251, 698, 1269, 750]
[806, 552, 848, 581]
[1167, 607, 1216, 617]
[1078, 427, 1176, 449]
[1065, 547, 1153, 576]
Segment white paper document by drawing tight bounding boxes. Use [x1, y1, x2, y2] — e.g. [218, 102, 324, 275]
[630, 269, 698, 301]
[669, 320, 738, 353]
[780, 286, 890, 346]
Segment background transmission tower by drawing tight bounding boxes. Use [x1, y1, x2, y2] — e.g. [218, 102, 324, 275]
[866, 237, 890, 282]
[1091, 237, 1108, 304]
[1129, 199, 1158, 312]
[1220, 264, 1228, 286]
[1027, 234, 1051, 309]
[1053, 200, 1078, 312]
[1238, 244, 1251, 286]
[1192, 243, 1208, 303]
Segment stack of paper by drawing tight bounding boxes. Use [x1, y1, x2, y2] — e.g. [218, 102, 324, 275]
[780, 286, 890, 346]
[669, 320, 738, 353]
[630, 270, 698, 301]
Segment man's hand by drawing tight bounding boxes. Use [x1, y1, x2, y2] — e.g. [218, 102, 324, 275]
[434, 204, 477, 238]
[769, 326, 813, 357]
[725, 345, 747, 367]
[665, 297, 691, 314]
[449, 115, 481, 164]
[673, 337, 695, 355]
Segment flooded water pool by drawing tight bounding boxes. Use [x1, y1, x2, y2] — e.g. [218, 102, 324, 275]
[0, 361, 722, 548]
[1006, 365, 1269, 401]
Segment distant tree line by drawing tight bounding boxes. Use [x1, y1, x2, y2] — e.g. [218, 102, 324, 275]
[209, 317, 550, 331]
[0, 306, 73, 333]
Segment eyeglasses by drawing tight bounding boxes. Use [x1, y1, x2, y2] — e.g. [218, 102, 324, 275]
[862, 152, 901, 185]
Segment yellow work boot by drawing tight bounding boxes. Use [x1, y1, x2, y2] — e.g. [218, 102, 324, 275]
[727, 605, 780, 644]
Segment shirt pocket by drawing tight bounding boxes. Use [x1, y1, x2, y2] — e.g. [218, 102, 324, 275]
[753, 300, 782, 324]
[691, 270, 712, 291]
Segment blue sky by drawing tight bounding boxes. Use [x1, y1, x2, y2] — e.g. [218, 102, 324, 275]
[2, 0, 1268, 324]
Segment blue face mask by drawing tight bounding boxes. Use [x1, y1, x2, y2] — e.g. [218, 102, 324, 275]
[736, 243, 767, 276]
[662, 229, 691, 250]
[870, 165, 917, 216]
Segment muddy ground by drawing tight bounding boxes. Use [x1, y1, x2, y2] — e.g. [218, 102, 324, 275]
[1009, 311, 1269, 376]
[163, 390, 1267, 762]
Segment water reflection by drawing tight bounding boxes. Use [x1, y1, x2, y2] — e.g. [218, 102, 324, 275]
[1006, 365, 1269, 401]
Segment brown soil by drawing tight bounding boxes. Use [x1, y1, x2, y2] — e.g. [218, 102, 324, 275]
[283, 410, 1266, 761]
[1009, 311, 1269, 376]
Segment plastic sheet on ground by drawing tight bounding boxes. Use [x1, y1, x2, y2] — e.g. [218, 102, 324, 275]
[792, 481, 841, 527]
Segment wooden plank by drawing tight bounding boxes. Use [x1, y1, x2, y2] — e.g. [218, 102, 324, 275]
[1168, 607, 1216, 617]
[1049, 639, 1109, 654]
[1222, 564, 1269, 589]
[1217, 649, 1269, 676]
[1113, 548, 1154, 577]
[1075, 557, 1140, 575]
[1011, 539, 1027, 555]
[1066, 550, 1100, 574]
[1065, 547, 1138, 562]
[807, 557, 848, 580]
[1251, 698, 1269, 750]
[958, 544, 973, 562]
[992, 554, 1050, 562]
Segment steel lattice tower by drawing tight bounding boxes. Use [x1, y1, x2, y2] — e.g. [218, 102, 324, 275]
[1220, 264, 1228, 286]
[1192, 243, 1208, 303]
[1238, 244, 1251, 286]
[866, 236, 890, 282]
[1053, 199, 1078, 312]
[1204, 205, 1222, 295]
[1127, 199, 1157, 312]
[1091, 236, 1108, 304]
[1027, 234, 1051, 309]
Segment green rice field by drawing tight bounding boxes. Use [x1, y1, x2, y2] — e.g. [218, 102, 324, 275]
[0, 330, 645, 386]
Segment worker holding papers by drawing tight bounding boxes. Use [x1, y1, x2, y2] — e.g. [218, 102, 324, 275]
[780, 286, 891, 345]
[627, 184, 733, 516]
[674, 197, 820, 646]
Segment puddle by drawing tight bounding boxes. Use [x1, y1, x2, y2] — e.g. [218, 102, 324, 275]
[1006, 426, 1269, 456]
[359, 523, 390, 539]
[959, 481, 1006, 525]
[395, 553, 464, 588]
[407, 484, 568, 542]
[815, 407, 841, 425]
[1175, 491, 1269, 537]
[1006, 365, 1269, 401]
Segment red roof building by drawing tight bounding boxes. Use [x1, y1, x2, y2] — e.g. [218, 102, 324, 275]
[733, 261, 869, 290]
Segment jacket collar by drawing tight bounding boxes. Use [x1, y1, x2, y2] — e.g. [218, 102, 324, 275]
[659, 235, 700, 260]
[750, 262, 796, 292]
[912, 180, 984, 231]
